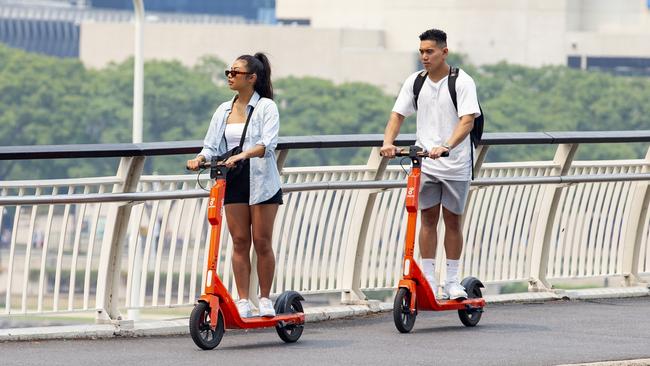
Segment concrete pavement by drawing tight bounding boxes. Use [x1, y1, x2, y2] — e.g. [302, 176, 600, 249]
[1, 294, 649, 366]
[1, 286, 648, 342]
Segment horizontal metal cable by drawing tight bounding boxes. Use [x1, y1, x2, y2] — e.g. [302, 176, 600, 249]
[1, 173, 648, 205]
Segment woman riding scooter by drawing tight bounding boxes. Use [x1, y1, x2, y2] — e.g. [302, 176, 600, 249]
[187, 52, 283, 318]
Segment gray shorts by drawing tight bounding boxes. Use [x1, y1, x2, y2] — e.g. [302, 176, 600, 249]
[419, 173, 470, 214]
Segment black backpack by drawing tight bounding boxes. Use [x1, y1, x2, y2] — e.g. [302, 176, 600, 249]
[412, 67, 484, 178]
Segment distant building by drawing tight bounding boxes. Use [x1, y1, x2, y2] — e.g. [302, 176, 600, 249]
[276, 0, 650, 77]
[90, 0, 276, 24]
[0, 0, 272, 58]
[2, 0, 650, 94]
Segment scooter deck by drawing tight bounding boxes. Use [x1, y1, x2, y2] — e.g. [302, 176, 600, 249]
[200, 290, 305, 330]
[398, 263, 486, 312]
[423, 298, 486, 311]
[414, 282, 486, 311]
[227, 313, 305, 329]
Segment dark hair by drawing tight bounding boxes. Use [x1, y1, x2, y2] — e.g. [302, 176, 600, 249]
[237, 52, 273, 99]
[419, 28, 447, 48]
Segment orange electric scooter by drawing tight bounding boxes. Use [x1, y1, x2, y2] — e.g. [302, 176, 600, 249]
[391, 145, 485, 333]
[188, 159, 305, 350]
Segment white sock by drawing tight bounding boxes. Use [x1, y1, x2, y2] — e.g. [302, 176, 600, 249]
[446, 259, 460, 284]
[422, 258, 436, 287]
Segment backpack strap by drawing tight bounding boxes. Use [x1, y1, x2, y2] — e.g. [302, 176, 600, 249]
[448, 66, 459, 111]
[412, 70, 428, 110]
[448, 67, 476, 179]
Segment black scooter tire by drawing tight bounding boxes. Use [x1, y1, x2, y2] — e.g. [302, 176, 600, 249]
[189, 301, 225, 350]
[393, 287, 416, 333]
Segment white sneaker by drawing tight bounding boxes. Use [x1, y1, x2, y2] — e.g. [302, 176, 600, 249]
[258, 297, 276, 317]
[437, 288, 450, 300]
[425, 276, 448, 300]
[236, 299, 253, 318]
[424, 276, 437, 292]
[444, 281, 468, 300]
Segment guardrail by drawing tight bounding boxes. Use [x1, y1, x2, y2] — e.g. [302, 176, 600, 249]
[0, 131, 648, 322]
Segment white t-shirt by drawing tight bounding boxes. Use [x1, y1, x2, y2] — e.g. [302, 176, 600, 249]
[224, 123, 247, 150]
[392, 68, 481, 180]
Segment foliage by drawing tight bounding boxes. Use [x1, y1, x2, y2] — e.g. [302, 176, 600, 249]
[471, 63, 650, 161]
[0, 44, 648, 179]
[275, 77, 396, 165]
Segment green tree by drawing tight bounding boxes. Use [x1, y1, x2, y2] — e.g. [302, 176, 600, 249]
[275, 77, 397, 165]
[472, 63, 649, 161]
[1, 43, 648, 179]
[0, 45, 93, 180]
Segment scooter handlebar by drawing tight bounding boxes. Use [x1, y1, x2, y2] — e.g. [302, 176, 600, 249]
[185, 161, 210, 171]
[393, 148, 449, 158]
[186, 161, 230, 170]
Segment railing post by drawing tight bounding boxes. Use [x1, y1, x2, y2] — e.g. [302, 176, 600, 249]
[276, 149, 289, 173]
[95, 156, 145, 323]
[621, 147, 650, 286]
[340, 147, 388, 304]
[528, 143, 578, 292]
[462, 144, 489, 220]
[472, 144, 489, 181]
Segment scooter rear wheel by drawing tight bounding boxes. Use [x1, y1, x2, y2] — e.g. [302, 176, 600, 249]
[458, 277, 484, 327]
[274, 291, 304, 343]
[393, 288, 416, 333]
[189, 301, 224, 350]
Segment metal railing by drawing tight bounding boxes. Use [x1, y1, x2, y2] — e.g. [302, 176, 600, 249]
[0, 131, 648, 322]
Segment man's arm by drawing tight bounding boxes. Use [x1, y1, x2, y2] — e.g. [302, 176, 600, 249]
[380, 112, 406, 158]
[429, 114, 475, 159]
[446, 114, 475, 148]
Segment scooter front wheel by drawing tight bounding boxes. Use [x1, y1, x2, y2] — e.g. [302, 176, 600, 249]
[393, 287, 416, 333]
[189, 301, 224, 350]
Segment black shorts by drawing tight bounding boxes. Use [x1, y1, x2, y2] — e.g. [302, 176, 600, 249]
[224, 160, 283, 205]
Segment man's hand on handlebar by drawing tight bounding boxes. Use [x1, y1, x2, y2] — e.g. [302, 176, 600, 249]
[186, 157, 205, 171]
[380, 144, 398, 158]
[380, 144, 449, 159]
[429, 146, 450, 160]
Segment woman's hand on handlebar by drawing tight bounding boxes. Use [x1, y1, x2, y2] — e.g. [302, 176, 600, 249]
[223, 152, 246, 168]
[186, 157, 204, 171]
[429, 146, 450, 159]
[380, 144, 398, 158]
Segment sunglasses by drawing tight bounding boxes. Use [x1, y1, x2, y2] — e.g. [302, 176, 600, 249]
[224, 69, 253, 78]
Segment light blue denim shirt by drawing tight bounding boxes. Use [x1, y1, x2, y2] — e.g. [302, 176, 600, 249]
[198, 92, 281, 205]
